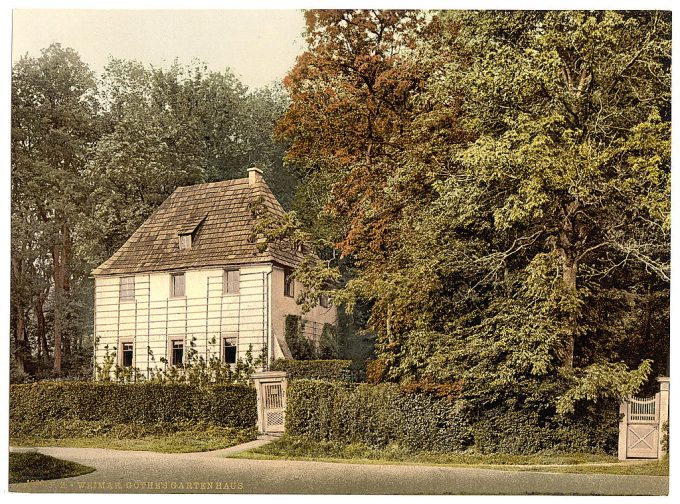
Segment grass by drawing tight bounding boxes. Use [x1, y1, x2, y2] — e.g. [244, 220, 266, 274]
[232, 435, 669, 476]
[9, 452, 95, 483]
[11, 424, 258, 453]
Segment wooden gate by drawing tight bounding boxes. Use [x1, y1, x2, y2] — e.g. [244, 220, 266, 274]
[618, 377, 669, 460]
[624, 396, 659, 459]
[252, 371, 288, 434]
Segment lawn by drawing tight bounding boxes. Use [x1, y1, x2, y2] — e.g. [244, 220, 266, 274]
[9, 452, 95, 483]
[11, 425, 258, 453]
[231, 435, 669, 476]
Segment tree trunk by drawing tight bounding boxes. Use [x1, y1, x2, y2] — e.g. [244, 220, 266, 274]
[52, 220, 71, 375]
[14, 303, 27, 375]
[561, 254, 578, 369]
[34, 290, 48, 364]
[559, 201, 580, 369]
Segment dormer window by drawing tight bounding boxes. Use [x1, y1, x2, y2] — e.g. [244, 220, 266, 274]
[176, 213, 207, 251]
[179, 233, 192, 250]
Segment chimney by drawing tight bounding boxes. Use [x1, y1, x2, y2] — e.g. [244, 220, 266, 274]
[247, 167, 263, 186]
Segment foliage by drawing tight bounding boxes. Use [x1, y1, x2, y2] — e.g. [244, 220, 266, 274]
[286, 380, 472, 452]
[9, 452, 95, 484]
[286, 379, 622, 455]
[95, 340, 264, 385]
[10, 381, 257, 430]
[270, 359, 352, 381]
[284, 315, 317, 359]
[277, 10, 670, 444]
[11, 46, 299, 381]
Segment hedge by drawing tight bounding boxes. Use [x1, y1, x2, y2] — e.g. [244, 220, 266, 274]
[285, 380, 471, 452]
[10, 382, 257, 436]
[285, 380, 619, 455]
[269, 359, 352, 381]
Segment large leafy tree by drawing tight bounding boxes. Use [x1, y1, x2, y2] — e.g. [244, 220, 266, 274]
[11, 44, 100, 375]
[277, 10, 670, 422]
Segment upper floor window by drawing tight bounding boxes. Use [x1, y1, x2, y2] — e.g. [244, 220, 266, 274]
[284, 269, 294, 298]
[178, 233, 192, 250]
[223, 269, 240, 295]
[119, 276, 135, 302]
[171, 272, 185, 298]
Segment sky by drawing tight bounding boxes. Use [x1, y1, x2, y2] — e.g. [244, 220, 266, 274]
[12, 9, 308, 89]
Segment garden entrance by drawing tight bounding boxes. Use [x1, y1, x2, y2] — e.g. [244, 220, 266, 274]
[252, 371, 288, 434]
[618, 377, 669, 460]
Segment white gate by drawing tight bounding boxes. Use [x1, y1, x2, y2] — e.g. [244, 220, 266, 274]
[252, 371, 288, 434]
[619, 377, 669, 460]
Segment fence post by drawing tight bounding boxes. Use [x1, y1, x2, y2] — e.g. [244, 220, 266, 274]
[618, 401, 629, 460]
[657, 376, 670, 458]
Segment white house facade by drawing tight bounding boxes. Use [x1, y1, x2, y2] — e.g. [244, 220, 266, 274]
[92, 168, 337, 377]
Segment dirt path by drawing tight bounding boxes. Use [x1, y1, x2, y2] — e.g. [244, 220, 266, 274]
[9, 445, 668, 495]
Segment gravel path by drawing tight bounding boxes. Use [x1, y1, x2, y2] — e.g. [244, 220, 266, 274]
[9, 443, 668, 495]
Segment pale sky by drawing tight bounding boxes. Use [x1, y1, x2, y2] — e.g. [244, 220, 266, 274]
[12, 9, 308, 89]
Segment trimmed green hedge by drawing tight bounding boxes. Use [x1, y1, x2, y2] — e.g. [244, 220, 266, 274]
[10, 382, 256, 435]
[286, 380, 471, 452]
[270, 359, 352, 381]
[285, 380, 619, 455]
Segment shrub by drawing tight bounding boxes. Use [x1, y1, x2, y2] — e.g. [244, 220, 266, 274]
[10, 381, 257, 436]
[285, 379, 619, 455]
[269, 359, 352, 381]
[285, 380, 472, 452]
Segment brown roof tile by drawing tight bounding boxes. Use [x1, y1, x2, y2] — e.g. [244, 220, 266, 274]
[92, 177, 304, 276]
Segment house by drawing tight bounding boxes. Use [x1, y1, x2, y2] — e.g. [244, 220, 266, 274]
[91, 167, 337, 377]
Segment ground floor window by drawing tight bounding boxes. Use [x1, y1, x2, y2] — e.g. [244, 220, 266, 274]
[223, 336, 237, 364]
[171, 340, 184, 365]
[121, 342, 134, 367]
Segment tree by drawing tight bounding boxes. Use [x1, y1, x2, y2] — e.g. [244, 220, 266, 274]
[12, 44, 100, 375]
[277, 10, 670, 425]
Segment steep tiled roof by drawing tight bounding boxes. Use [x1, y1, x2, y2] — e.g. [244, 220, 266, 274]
[92, 177, 303, 276]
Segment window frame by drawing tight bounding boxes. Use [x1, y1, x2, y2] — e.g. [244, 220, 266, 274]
[118, 338, 134, 368]
[222, 335, 238, 365]
[319, 294, 330, 308]
[170, 339, 184, 366]
[170, 272, 186, 298]
[178, 233, 192, 250]
[284, 269, 294, 298]
[119, 276, 135, 303]
[222, 268, 240, 296]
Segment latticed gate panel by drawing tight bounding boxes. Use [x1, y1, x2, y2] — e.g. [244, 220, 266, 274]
[262, 382, 286, 432]
[626, 395, 659, 459]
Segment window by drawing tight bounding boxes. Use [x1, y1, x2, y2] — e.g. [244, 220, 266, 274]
[171, 340, 184, 366]
[178, 233, 192, 250]
[284, 269, 294, 298]
[121, 342, 134, 367]
[171, 273, 185, 297]
[223, 269, 240, 295]
[119, 276, 135, 302]
[319, 294, 330, 308]
[223, 336, 237, 364]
